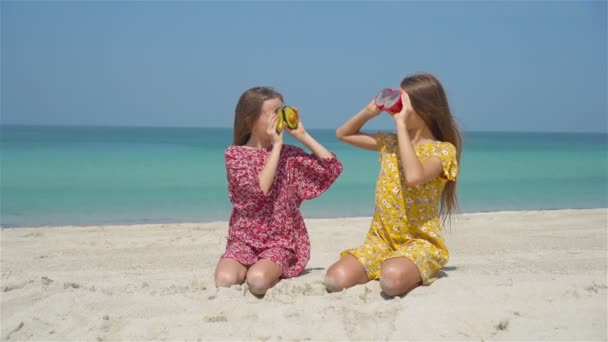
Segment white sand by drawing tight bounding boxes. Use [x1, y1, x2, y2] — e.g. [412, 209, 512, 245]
[1, 209, 606, 341]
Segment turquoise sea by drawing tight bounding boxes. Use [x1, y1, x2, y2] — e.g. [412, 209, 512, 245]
[1, 125, 606, 227]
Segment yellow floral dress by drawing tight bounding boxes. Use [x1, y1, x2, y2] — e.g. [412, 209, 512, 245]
[341, 132, 458, 285]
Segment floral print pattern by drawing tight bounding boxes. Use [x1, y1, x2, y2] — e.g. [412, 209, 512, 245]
[341, 132, 458, 285]
[222, 144, 343, 278]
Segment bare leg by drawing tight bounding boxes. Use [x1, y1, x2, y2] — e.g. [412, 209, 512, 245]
[214, 258, 247, 287]
[379, 257, 422, 297]
[246, 259, 283, 296]
[324, 254, 369, 292]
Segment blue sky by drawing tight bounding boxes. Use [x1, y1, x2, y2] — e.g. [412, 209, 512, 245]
[1, 1, 606, 132]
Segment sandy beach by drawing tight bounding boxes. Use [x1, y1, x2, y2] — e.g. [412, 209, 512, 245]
[1, 209, 606, 341]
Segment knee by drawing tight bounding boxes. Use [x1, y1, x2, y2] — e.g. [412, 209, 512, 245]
[215, 270, 244, 288]
[379, 264, 409, 297]
[324, 266, 350, 293]
[246, 269, 276, 295]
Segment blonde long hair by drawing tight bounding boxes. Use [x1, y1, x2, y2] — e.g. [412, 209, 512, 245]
[400, 73, 462, 223]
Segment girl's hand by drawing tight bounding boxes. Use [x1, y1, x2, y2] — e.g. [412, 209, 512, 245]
[394, 90, 415, 126]
[365, 98, 383, 117]
[267, 114, 283, 145]
[285, 108, 308, 140]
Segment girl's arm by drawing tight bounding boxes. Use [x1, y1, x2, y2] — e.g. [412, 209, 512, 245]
[286, 113, 343, 200]
[258, 114, 283, 194]
[335, 100, 382, 151]
[287, 119, 333, 159]
[394, 92, 444, 186]
[297, 133, 332, 159]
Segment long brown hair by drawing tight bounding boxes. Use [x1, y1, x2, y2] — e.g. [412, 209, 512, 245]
[233, 87, 283, 146]
[400, 73, 462, 224]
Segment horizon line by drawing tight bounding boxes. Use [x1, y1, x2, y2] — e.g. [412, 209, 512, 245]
[1, 123, 607, 135]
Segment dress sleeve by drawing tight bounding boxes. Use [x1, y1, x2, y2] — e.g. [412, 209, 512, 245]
[225, 147, 269, 210]
[431, 142, 459, 181]
[288, 146, 343, 200]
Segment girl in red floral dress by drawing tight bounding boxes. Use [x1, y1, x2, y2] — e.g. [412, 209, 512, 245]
[214, 86, 343, 296]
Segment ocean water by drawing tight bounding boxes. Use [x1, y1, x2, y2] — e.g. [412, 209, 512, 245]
[1, 125, 606, 227]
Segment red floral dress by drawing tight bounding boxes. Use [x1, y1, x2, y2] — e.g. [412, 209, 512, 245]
[221, 144, 343, 278]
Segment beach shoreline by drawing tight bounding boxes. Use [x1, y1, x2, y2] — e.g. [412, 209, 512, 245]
[2, 207, 607, 229]
[1, 208, 606, 340]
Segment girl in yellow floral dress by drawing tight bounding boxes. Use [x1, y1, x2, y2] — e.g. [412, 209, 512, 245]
[325, 73, 462, 297]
